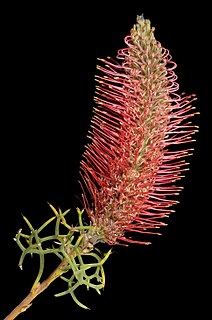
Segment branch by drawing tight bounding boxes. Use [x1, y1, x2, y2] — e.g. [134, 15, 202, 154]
[4, 257, 70, 320]
[4, 206, 110, 319]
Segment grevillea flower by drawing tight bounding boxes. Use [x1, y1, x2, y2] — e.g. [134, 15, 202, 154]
[79, 15, 197, 246]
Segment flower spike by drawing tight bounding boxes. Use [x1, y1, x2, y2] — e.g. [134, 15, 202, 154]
[79, 15, 198, 245]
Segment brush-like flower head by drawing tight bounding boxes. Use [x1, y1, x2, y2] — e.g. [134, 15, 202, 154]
[79, 15, 197, 245]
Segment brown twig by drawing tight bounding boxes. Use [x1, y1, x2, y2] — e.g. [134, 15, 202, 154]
[4, 257, 69, 320]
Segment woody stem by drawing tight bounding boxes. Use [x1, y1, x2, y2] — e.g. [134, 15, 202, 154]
[4, 257, 71, 320]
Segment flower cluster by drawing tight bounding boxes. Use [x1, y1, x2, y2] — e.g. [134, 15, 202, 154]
[79, 16, 197, 245]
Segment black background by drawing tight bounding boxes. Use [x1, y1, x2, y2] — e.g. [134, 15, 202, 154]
[1, 2, 209, 319]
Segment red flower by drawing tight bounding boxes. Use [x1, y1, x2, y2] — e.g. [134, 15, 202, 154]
[79, 16, 198, 245]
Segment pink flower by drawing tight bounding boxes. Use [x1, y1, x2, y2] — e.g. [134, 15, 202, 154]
[79, 15, 198, 246]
